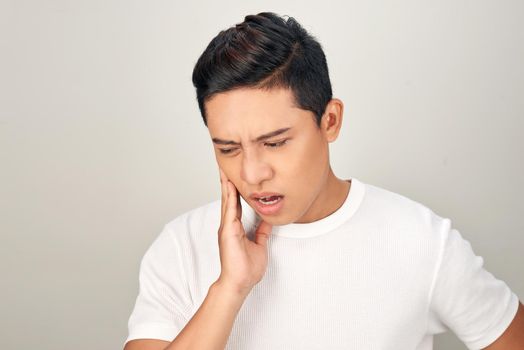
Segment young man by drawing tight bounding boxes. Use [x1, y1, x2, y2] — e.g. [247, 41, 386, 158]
[124, 12, 523, 350]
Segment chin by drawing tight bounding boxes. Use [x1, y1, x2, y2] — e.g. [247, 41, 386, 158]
[258, 214, 294, 226]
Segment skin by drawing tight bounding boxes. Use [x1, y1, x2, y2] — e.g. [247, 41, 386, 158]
[206, 86, 350, 226]
[483, 301, 524, 349]
[124, 86, 524, 350]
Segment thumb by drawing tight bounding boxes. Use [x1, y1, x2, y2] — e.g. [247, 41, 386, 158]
[254, 220, 272, 247]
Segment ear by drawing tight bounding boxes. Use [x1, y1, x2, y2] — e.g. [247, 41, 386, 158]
[320, 98, 344, 143]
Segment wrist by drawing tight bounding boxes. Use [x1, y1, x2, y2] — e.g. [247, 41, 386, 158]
[213, 279, 252, 299]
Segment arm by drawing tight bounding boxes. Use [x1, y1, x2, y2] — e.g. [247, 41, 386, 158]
[124, 169, 272, 350]
[124, 280, 249, 350]
[483, 301, 524, 350]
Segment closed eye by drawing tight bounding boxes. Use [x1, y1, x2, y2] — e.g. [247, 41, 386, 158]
[265, 139, 288, 148]
[218, 148, 237, 154]
[218, 139, 289, 155]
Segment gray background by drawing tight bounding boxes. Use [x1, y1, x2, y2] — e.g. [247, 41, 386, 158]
[1, 1, 523, 349]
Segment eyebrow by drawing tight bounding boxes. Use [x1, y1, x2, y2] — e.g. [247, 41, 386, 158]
[212, 127, 292, 146]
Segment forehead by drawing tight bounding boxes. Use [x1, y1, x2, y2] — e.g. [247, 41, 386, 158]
[205, 87, 312, 135]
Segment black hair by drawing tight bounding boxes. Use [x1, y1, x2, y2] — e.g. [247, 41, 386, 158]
[191, 12, 333, 127]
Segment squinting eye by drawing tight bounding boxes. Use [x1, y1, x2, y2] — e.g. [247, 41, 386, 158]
[219, 139, 288, 154]
[265, 140, 288, 148]
[219, 148, 236, 154]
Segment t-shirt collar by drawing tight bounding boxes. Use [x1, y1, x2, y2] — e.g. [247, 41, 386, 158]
[240, 178, 365, 239]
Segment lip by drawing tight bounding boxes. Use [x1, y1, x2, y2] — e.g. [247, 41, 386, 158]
[251, 194, 285, 215]
[249, 191, 284, 200]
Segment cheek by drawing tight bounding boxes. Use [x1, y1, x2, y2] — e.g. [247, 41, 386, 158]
[218, 158, 244, 190]
[281, 138, 327, 179]
[216, 158, 236, 181]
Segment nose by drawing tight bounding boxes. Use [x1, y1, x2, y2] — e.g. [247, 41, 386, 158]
[240, 149, 273, 185]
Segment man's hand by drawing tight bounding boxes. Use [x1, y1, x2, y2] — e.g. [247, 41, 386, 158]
[216, 168, 273, 295]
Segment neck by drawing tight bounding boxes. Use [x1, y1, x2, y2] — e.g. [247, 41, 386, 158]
[295, 167, 351, 224]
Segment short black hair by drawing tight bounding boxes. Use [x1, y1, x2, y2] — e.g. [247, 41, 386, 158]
[191, 12, 333, 127]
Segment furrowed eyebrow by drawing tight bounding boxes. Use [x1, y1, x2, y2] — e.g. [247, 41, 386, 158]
[212, 127, 291, 146]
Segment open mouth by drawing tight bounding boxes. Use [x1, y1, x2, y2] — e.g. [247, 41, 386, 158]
[257, 195, 283, 205]
[251, 195, 285, 215]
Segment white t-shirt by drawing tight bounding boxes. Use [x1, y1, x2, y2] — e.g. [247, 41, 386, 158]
[125, 178, 519, 349]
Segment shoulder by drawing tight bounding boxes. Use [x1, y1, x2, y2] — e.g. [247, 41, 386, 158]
[164, 199, 221, 233]
[362, 181, 447, 229]
[143, 199, 222, 258]
[356, 180, 452, 257]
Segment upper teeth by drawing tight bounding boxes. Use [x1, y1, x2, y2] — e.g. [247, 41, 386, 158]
[259, 196, 280, 204]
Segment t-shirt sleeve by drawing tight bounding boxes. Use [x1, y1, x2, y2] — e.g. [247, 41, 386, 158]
[125, 224, 194, 345]
[427, 217, 520, 350]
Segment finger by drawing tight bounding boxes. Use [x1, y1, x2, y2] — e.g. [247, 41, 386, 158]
[225, 180, 238, 223]
[236, 189, 242, 221]
[219, 168, 227, 220]
[254, 220, 272, 248]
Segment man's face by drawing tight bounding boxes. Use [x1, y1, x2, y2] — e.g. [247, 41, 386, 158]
[206, 87, 331, 226]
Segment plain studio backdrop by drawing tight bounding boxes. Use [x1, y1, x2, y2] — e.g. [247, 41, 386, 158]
[1, 1, 523, 349]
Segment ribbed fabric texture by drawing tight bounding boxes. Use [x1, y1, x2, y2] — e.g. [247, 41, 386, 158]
[126, 178, 519, 350]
